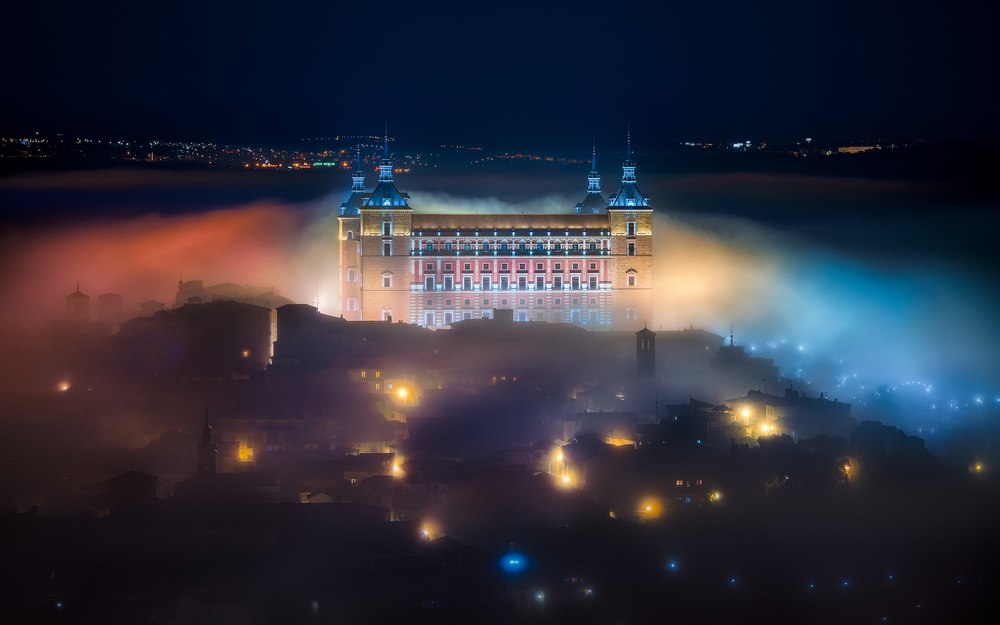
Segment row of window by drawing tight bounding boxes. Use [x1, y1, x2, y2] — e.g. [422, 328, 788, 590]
[345, 301, 638, 322]
[421, 241, 602, 252]
[423, 275, 602, 291]
[421, 309, 612, 326]
[382, 241, 635, 256]
[350, 271, 637, 289]
[429, 260, 601, 273]
[420, 295, 606, 308]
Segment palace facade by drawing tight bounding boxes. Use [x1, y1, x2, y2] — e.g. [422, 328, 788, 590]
[338, 136, 653, 329]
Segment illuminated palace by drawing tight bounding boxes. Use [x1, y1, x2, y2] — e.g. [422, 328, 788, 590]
[338, 135, 653, 329]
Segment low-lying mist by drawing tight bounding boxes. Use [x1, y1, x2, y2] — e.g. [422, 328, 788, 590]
[1, 167, 995, 424]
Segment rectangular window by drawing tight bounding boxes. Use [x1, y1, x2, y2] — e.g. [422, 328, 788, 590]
[572, 262, 579, 270]
[553, 277, 562, 290]
[482, 309, 492, 319]
[501, 297, 508, 306]
[517, 276, 527, 290]
[383, 275, 391, 288]
[482, 276, 491, 291]
[347, 297, 357, 311]
[519, 243, 526, 251]
[426, 262, 433, 271]
[444, 276, 453, 290]
[589, 276, 597, 290]
[464, 298, 471, 306]
[464, 243, 471, 251]
[425, 243, 433, 251]
[500, 276, 509, 290]
[536, 243, 543, 251]
[501, 263, 508, 271]
[536, 263, 544, 270]
[590, 262, 597, 270]
[571, 277, 580, 290]
[464, 263, 472, 271]
[383, 221, 392, 236]
[463, 276, 472, 290]
[482, 262, 490, 271]
[628, 242, 635, 256]
[518, 298, 526, 306]
[535, 276, 545, 290]
[425, 276, 435, 291]
[383, 242, 391, 256]
[519, 263, 526, 270]
[627, 221, 636, 236]
[445, 263, 452, 271]
[425, 312, 434, 326]
[589, 243, 596, 251]
[572, 243, 579, 251]
[445, 243, 453, 251]
[444, 312, 453, 325]
[628, 275, 636, 287]
[483, 298, 490, 306]
[501, 243, 508, 251]
[554, 243, 562, 251]
[554, 298, 561, 305]
[536, 298, 544, 305]
[347, 268, 357, 282]
[554, 263, 561, 270]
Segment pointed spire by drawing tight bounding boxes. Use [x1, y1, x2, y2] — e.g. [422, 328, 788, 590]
[384, 121, 389, 158]
[729, 324, 735, 347]
[355, 139, 361, 172]
[591, 136, 597, 170]
[627, 123, 632, 162]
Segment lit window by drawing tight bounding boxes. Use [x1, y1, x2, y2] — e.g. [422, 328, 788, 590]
[628, 242, 635, 256]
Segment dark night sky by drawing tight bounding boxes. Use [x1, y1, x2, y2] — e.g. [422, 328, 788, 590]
[4, 1, 999, 147]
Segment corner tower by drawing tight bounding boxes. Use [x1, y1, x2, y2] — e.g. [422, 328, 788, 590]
[358, 125, 413, 322]
[606, 127, 653, 329]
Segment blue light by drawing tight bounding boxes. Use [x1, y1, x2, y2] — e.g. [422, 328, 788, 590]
[668, 560, 678, 571]
[499, 553, 529, 574]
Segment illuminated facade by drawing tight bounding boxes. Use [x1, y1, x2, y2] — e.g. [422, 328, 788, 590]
[339, 134, 653, 329]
